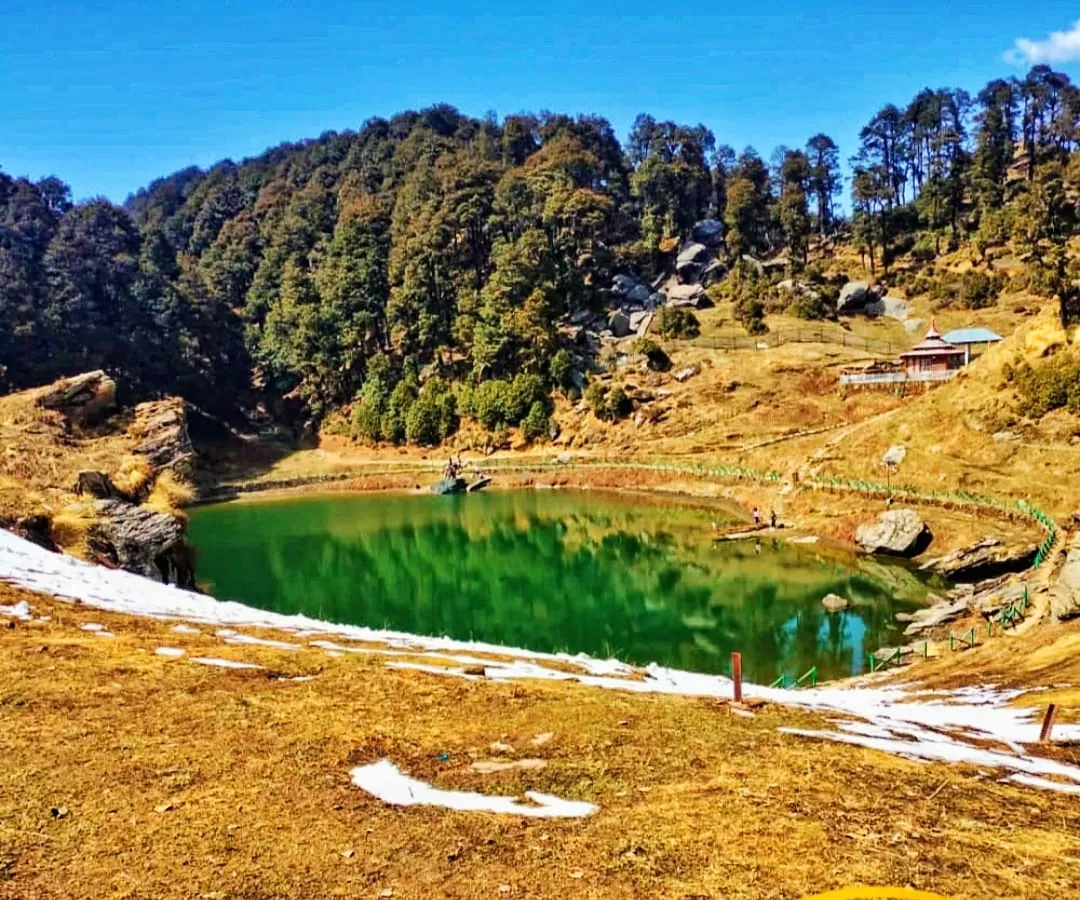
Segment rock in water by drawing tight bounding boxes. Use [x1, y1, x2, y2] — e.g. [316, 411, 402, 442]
[821, 593, 849, 612]
[855, 509, 932, 557]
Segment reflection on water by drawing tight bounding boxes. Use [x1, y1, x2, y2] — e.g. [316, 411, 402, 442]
[188, 490, 938, 683]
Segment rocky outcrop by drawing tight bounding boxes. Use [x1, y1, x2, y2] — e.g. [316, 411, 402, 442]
[36, 371, 117, 425]
[856, 509, 932, 557]
[130, 398, 196, 477]
[919, 538, 1037, 582]
[87, 499, 194, 588]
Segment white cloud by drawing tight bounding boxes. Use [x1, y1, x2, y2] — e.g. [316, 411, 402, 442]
[1005, 19, 1080, 65]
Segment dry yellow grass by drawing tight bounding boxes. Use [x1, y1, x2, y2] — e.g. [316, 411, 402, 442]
[2, 582, 1079, 900]
[111, 454, 154, 498]
[145, 469, 195, 517]
[46, 502, 98, 557]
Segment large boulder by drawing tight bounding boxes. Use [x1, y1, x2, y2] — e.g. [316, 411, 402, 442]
[667, 284, 711, 309]
[856, 509, 932, 557]
[608, 310, 632, 338]
[88, 499, 192, 586]
[626, 283, 652, 306]
[702, 259, 727, 286]
[676, 243, 711, 284]
[612, 274, 638, 296]
[837, 281, 882, 314]
[36, 371, 117, 425]
[692, 219, 724, 246]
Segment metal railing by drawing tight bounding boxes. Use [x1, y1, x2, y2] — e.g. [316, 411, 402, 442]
[695, 327, 900, 356]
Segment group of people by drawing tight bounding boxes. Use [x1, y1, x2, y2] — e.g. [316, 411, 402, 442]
[444, 455, 465, 479]
[752, 507, 778, 529]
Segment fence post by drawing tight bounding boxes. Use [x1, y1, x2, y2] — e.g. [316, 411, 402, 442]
[731, 651, 743, 703]
[1039, 704, 1059, 743]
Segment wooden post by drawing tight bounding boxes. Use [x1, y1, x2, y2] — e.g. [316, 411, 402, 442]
[1039, 704, 1059, 743]
[731, 652, 743, 703]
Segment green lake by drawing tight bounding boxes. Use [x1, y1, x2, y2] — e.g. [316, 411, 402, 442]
[188, 490, 938, 684]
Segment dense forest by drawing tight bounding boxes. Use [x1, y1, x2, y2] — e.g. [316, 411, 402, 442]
[3, 64, 1080, 442]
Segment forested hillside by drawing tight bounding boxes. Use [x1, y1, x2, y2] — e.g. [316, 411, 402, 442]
[3, 64, 1080, 442]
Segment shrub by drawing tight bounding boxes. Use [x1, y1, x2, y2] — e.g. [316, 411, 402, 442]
[655, 307, 700, 340]
[507, 373, 547, 423]
[930, 269, 1005, 310]
[405, 396, 441, 445]
[584, 381, 607, 417]
[549, 349, 575, 393]
[605, 385, 632, 420]
[522, 401, 550, 441]
[351, 401, 383, 442]
[473, 379, 512, 430]
[633, 337, 672, 372]
[1010, 356, 1080, 417]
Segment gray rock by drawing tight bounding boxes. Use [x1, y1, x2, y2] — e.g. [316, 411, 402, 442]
[692, 219, 724, 245]
[701, 259, 727, 286]
[629, 311, 653, 336]
[673, 366, 698, 383]
[822, 593, 849, 612]
[919, 538, 1037, 581]
[667, 284, 709, 308]
[609, 310, 632, 338]
[626, 284, 652, 305]
[677, 242, 710, 266]
[88, 499, 191, 586]
[856, 509, 932, 557]
[648, 291, 667, 307]
[837, 281, 881, 314]
[36, 370, 117, 425]
[131, 399, 196, 478]
[612, 274, 638, 296]
[902, 596, 968, 635]
[676, 261, 705, 285]
[864, 295, 911, 320]
[776, 279, 819, 299]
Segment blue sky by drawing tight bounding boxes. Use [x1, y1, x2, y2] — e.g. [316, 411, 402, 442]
[3, 2, 1079, 203]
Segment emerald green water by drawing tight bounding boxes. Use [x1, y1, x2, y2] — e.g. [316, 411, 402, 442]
[188, 490, 935, 684]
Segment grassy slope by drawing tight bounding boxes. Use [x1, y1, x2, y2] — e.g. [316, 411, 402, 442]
[3, 582, 1080, 900]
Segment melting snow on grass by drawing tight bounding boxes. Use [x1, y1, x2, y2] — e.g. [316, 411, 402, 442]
[190, 657, 264, 670]
[3, 526, 1080, 792]
[350, 759, 597, 818]
[0, 600, 31, 620]
[155, 647, 186, 658]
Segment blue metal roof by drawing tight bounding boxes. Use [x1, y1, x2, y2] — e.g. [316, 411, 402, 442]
[942, 327, 1003, 345]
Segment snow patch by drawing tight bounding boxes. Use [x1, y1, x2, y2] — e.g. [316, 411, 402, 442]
[80, 622, 105, 632]
[350, 759, 597, 818]
[0, 600, 31, 620]
[190, 657, 264, 670]
[170, 623, 200, 635]
[155, 647, 186, 658]
[216, 628, 301, 650]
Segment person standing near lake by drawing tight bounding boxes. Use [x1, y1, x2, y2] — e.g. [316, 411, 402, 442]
[753, 507, 761, 526]
[770, 509, 777, 529]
